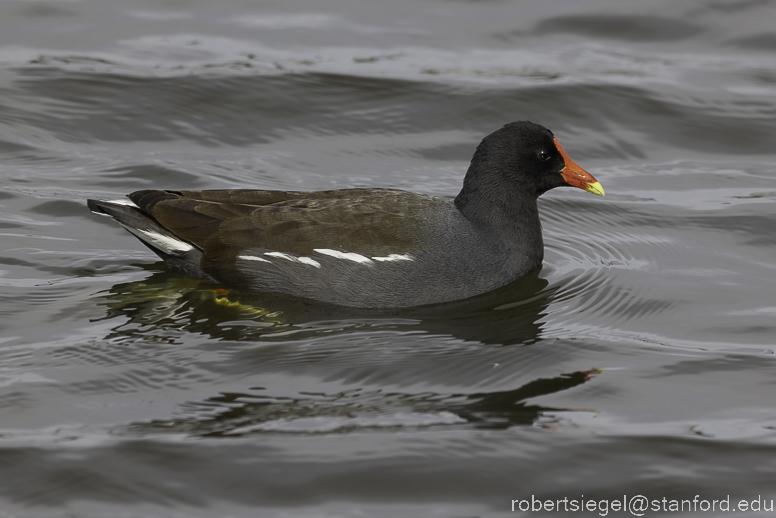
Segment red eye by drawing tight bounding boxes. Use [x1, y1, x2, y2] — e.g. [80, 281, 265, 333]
[538, 151, 550, 161]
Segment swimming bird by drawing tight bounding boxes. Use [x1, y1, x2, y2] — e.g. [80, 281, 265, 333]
[87, 121, 603, 308]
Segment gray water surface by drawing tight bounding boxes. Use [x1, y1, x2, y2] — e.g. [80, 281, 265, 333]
[1, 1, 776, 517]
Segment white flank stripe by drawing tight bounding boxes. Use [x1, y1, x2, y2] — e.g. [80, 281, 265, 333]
[314, 248, 373, 264]
[372, 254, 413, 262]
[238, 255, 272, 263]
[264, 252, 297, 261]
[264, 251, 321, 268]
[297, 256, 322, 268]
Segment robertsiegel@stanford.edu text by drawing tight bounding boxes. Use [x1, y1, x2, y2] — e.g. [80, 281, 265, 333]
[511, 494, 774, 515]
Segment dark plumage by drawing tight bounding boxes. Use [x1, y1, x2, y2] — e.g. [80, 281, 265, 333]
[87, 121, 604, 308]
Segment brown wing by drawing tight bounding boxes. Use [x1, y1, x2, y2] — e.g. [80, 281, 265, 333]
[128, 188, 433, 261]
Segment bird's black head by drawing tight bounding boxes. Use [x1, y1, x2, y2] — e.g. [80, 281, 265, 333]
[455, 121, 603, 215]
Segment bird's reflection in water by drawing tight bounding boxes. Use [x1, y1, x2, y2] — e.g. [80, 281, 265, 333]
[125, 369, 600, 437]
[97, 265, 599, 436]
[95, 264, 555, 345]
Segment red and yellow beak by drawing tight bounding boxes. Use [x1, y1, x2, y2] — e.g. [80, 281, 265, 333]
[554, 136, 605, 196]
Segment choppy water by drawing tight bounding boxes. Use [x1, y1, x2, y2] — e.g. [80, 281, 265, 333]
[2, 0, 776, 517]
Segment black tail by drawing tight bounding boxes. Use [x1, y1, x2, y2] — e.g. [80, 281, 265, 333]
[87, 198, 216, 282]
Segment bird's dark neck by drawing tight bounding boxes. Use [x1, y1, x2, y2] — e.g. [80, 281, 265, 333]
[454, 176, 544, 270]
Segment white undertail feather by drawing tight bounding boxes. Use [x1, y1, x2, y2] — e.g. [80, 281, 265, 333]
[89, 198, 139, 217]
[92, 198, 192, 255]
[118, 224, 194, 254]
[105, 198, 139, 207]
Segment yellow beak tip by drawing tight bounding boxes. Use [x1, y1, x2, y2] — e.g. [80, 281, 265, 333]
[586, 182, 605, 197]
